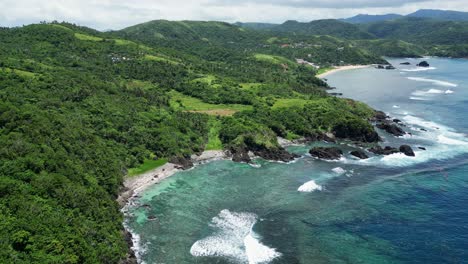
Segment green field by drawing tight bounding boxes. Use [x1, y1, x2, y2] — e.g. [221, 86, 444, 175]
[127, 158, 168, 177]
[74, 33, 103, 41]
[1, 67, 36, 78]
[144, 54, 179, 64]
[169, 90, 253, 115]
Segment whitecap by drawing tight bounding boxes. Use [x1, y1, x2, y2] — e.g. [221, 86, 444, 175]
[341, 115, 468, 168]
[411, 89, 445, 97]
[190, 210, 281, 264]
[401, 67, 437, 72]
[298, 180, 322, 192]
[410, 96, 429, 101]
[331, 167, 346, 175]
[437, 135, 468, 146]
[407, 77, 458, 87]
[445, 89, 454, 94]
[393, 105, 400, 109]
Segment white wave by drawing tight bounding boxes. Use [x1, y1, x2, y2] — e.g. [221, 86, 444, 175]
[190, 210, 281, 264]
[393, 105, 400, 109]
[332, 167, 346, 175]
[411, 89, 455, 98]
[438, 135, 468, 146]
[341, 115, 468, 168]
[298, 180, 322, 192]
[410, 96, 429, 101]
[401, 67, 437, 72]
[249, 163, 262, 168]
[411, 89, 444, 97]
[407, 77, 458, 87]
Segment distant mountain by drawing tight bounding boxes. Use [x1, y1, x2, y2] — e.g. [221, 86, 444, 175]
[361, 17, 468, 45]
[340, 14, 403, 24]
[273, 19, 375, 39]
[407, 9, 468, 21]
[233, 22, 278, 30]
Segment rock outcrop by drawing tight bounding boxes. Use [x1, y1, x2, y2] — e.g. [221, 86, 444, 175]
[417, 61, 430, 67]
[399, 145, 415, 157]
[368, 146, 400, 155]
[169, 156, 194, 170]
[254, 148, 299, 162]
[350, 150, 369, 159]
[376, 122, 406, 137]
[309, 147, 343, 160]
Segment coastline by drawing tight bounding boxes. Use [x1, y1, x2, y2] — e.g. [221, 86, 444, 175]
[118, 150, 228, 263]
[317, 65, 370, 78]
[118, 150, 228, 207]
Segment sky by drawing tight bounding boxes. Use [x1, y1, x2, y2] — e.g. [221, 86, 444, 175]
[0, 0, 467, 30]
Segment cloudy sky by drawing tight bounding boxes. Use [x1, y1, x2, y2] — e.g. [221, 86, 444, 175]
[0, 0, 467, 30]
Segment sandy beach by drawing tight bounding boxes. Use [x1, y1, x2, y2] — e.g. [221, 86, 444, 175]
[317, 65, 370, 78]
[118, 150, 228, 207]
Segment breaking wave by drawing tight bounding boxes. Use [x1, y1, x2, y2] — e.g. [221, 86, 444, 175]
[407, 77, 458, 87]
[190, 210, 281, 264]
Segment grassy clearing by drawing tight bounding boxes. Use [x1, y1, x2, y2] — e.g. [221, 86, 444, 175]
[240, 83, 262, 90]
[1, 67, 36, 78]
[169, 90, 252, 116]
[127, 158, 168, 177]
[272, 98, 309, 109]
[74, 33, 103, 41]
[206, 118, 223, 150]
[254, 54, 294, 65]
[144, 54, 179, 65]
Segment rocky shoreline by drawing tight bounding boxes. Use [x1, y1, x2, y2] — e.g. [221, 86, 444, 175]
[119, 109, 419, 263]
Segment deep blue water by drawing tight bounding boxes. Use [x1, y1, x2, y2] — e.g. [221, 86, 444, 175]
[126, 57, 468, 264]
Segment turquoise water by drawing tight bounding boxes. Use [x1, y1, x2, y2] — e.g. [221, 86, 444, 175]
[126, 58, 468, 264]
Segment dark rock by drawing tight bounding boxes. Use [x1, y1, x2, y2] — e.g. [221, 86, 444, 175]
[368, 146, 400, 155]
[169, 156, 193, 170]
[304, 132, 336, 143]
[231, 147, 251, 163]
[385, 65, 396, 70]
[417, 61, 430, 67]
[350, 150, 369, 159]
[400, 62, 411, 65]
[329, 92, 343, 96]
[373, 111, 388, 122]
[377, 65, 385, 69]
[333, 122, 380, 143]
[393, 119, 402, 123]
[418, 147, 427, 150]
[377, 122, 405, 137]
[420, 128, 428, 132]
[400, 145, 415, 157]
[309, 147, 343, 160]
[123, 230, 137, 264]
[147, 215, 157, 221]
[254, 147, 299, 162]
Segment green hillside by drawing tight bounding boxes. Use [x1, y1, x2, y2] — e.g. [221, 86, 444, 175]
[0, 21, 382, 263]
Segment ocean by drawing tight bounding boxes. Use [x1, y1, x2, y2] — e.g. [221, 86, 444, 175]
[125, 57, 468, 264]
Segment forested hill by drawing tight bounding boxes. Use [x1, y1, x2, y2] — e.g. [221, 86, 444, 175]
[361, 17, 468, 45]
[270, 19, 375, 40]
[0, 21, 383, 263]
[235, 17, 468, 58]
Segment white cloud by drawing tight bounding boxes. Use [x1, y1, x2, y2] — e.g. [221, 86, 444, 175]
[0, 0, 467, 30]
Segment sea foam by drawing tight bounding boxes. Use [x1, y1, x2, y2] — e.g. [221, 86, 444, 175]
[190, 210, 281, 264]
[407, 77, 458, 87]
[332, 167, 346, 175]
[401, 67, 437, 72]
[298, 180, 323, 192]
